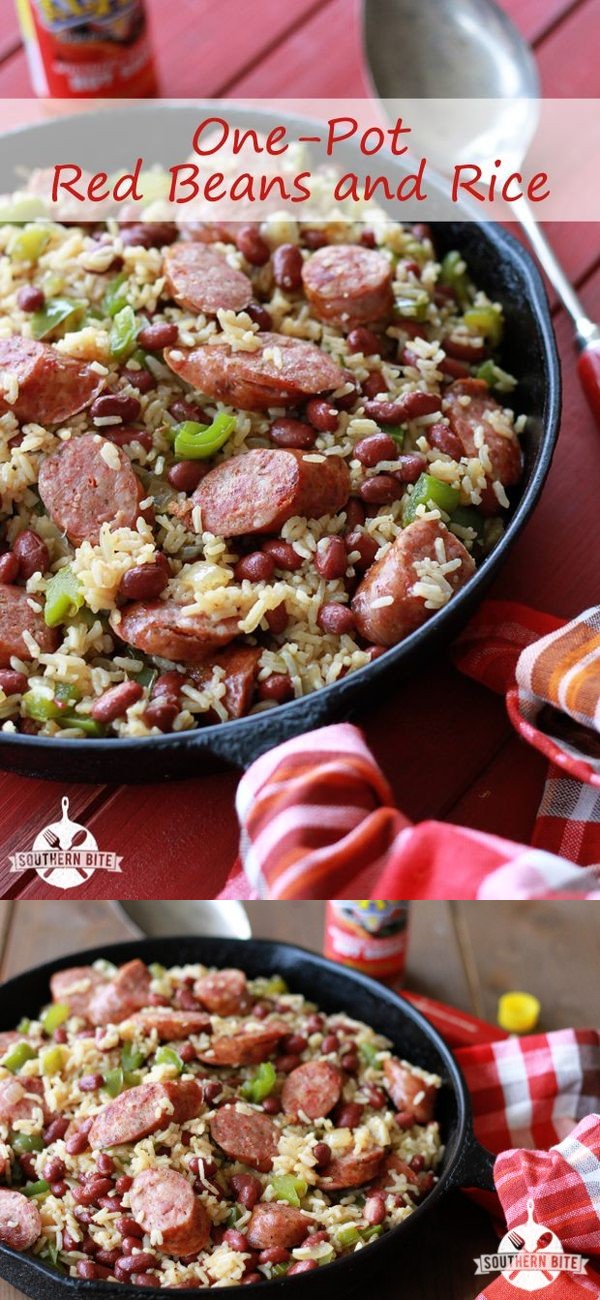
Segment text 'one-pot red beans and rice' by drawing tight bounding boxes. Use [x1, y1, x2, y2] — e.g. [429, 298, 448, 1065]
[0, 958, 443, 1286]
[0, 215, 524, 737]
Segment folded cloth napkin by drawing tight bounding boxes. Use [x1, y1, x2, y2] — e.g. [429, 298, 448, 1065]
[222, 600, 600, 899]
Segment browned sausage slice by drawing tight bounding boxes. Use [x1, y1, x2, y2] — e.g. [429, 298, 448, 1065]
[38, 434, 145, 547]
[382, 1059, 438, 1123]
[179, 221, 238, 245]
[351, 518, 475, 646]
[164, 244, 252, 315]
[121, 1009, 211, 1040]
[89, 1079, 204, 1149]
[317, 1148, 386, 1190]
[193, 968, 252, 1016]
[246, 1203, 314, 1250]
[190, 647, 261, 720]
[111, 600, 240, 664]
[193, 448, 350, 537]
[209, 1106, 278, 1172]
[130, 1168, 211, 1256]
[87, 959, 151, 1027]
[198, 1024, 288, 1067]
[0, 1189, 42, 1251]
[0, 1078, 46, 1127]
[444, 379, 522, 489]
[301, 245, 394, 328]
[164, 332, 346, 413]
[0, 338, 102, 426]
[374, 1153, 420, 1193]
[50, 966, 106, 1021]
[281, 1061, 342, 1120]
[0, 584, 59, 670]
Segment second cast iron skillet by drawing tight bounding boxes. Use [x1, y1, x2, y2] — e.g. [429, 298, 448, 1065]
[0, 936, 495, 1300]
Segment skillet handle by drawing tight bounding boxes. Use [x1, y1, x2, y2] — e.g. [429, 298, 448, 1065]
[450, 1132, 496, 1192]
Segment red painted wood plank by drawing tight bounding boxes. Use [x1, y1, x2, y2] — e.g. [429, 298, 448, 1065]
[500, 0, 584, 43]
[538, 0, 600, 94]
[447, 733, 546, 845]
[0, 780, 107, 898]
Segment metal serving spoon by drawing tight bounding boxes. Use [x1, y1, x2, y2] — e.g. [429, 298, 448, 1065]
[363, 0, 600, 425]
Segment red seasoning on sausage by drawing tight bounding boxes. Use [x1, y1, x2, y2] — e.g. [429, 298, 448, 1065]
[121, 1009, 211, 1040]
[38, 434, 144, 546]
[164, 332, 346, 413]
[88, 1079, 204, 1150]
[209, 1106, 279, 1173]
[164, 244, 252, 316]
[198, 1024, 288, 1067]
[0, 337, 102, 425]
[0, 1189, 42, 1252]
[193, 967, 252, 1016]
[190, 648, 261, 721]
[281, 1061, 342, 1120]
[301, 245, 394, 328]
[87, 959, 151, 1026]
[129, 1168, 211, 1257]
[193, 448, 350, 538]
[317, 1148, 386, 1190]
[444, 378, 522, 488]
[382, 1059, 438, 1123]
[246, 1204, 314, 1250]
[0, 584, 59, 670]
[50, 965, 106, 1021]
[111, 601, 240, 664]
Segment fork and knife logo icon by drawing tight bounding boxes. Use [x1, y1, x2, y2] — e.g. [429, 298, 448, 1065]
[9, 796, 122, 890]
[474, 1199, 587, 1290]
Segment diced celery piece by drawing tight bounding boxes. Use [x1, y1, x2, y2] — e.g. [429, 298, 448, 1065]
[337, 1225, 361, 1248]
[463, 305, 503, 347]
[1, 1041, 37, 1072]
[42, 1004, 69, 1036]
[41, 1046, 65, 1076]
[359, 1041, 381, 1069]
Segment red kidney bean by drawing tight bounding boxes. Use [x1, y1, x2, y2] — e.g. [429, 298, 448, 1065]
[175, 987, 200, 1011]
[0, 552, 19, 584]
[152, 670, 184, 701]
[231, 1174, 262, 1210]
[65, 1122, 92, 1156]
[107, 426, 152, 451]
[341, 1051, 360, 1074]
[364, 392, 440, 422]
[410, 1155, 425, 1173]
[234, 551, 275, 583]
[288, 1261, 318, 1275]
[200, 1080, 222, 1107]
[115, 1253, 157, 1275]
[315, 535, 347, 580]
[345, 528, 378, 572]
[283, 1033, 307, 1054]
[91, 392, 142, 422]
[97, 1194, 123, 1211]
[343, 499, 365, 533]
[121, 367, 156, 394]
[43, 1157, 66, 1183]
[236, 224, 270, 266]
[336, 382, 360, 411]
[313, 1142, 332, 1169]
[366, 1085, 387, 1110]
[439, 356, 471, 380]
[133, 1274, 159, 1287]
[334, 1102, 363, 1129]
[0, 668, 27, 695]
[116, 1216, 143, 1238]
[262, 538, 302, 571]
[303, 228, 329, 250]
[120, 221, 177, 249]
[434, 285, 456, 307]
[317, 602, 355, 635]
[76, 1261, 97, 1281]
[121, 1236, 144, 1256]
[169, 398, 204, 424]
[95, 1248, 122, 1268]
[365, 1193, 387, 1226]
[358, 474, 400, 505]
[269, 417, 316, 450]
[306, 1013, 324, 1033]
[258, 673, 294, 704]
[167, 459, 208, 493]
[137, 321, 179, 350]
[90, 680, 144, 723]
[177, 1042, 196, 1064]
[401, 346, 419, 368]
[245, 301, 272, 331]
[19, 1154, 37, 1179]
[73, 1178, 114, 1205]
[223, 1230, 249, 1253]
[13, 530, 49, 580]
[262, 1094, 281, 1115]
[50, 1180, 68, 1197]
[305, 397, 339, 432]
[143, 698, 179, 732]
[321, 1034, 339, 1053]
[17, 284, 45, 312]
[272, 243, 303, 291]
[354, 433, 398, 467]
[360, 228, 377, 248]
[252, 1001, 269, 1019]
[444, 335, 486, 362]
[265, 603, 288, 636]
[241, 1274, 262, 1286]
[54, 1026, 68, 1044]
[428, 422, 463, 459]
[257, 1247, 290, 1266]
[118, 562, 169, 601]
[277, 1053, 302, 1074]
[346, 326, 381, 355]
[402, 259, 421, 278]
[362, 370, 387, 398]
[43, 1116, 69, 1147]
[394, 1110, 415, 1130]
[113, 1177, 134, 1199]
[394, 453, 427, 484]
[96, 1154, 115, 1176]
[78, 1073, 104, 1092]
[401, 319, 428, 342]
[73, 1207, 94, 1225]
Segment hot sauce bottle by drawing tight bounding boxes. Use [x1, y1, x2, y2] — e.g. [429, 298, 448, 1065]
[16, 0, 157, 98]
[324, 901, 410, 988]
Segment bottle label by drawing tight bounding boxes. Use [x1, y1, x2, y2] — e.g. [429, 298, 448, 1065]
[324, 901, 409, 983]
[22, 0, 156, 96]
[32, 1, 141, 35]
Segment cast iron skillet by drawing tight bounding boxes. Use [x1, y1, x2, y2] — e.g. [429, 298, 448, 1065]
[0, 105, 561, 782]
[0, 936, 495, 1300]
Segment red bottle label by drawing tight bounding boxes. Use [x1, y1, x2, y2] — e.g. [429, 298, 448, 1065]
[24, 0, 156, 96]
[324, 901, 409, 985]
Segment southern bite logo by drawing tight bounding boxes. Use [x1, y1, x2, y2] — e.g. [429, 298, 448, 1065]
[474, 1199, 587, 1291]
[9, 797, 122, 890]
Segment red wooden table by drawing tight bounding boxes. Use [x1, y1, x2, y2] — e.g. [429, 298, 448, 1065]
[0, 0, 598, 899]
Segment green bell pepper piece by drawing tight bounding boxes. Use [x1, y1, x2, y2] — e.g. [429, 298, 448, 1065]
[337, 1225, 361, 1248]
[103, 1067, 124, 1097]
[240, 1061, 276, 1104]
[121, 1043, 147, 1073]
[393, 291, 429, 322]
[41, 1046, 65, 1077]
[155, 1046, 184, 1074]
[44, 566, 84, 627]
[173, 413, 236, 461]
[31, 298, 84, 340]
[402, 472, 460, 525]
[11, 1133, 44, 1154]
[9, 225, 50, 264]
[439, 250, 471, 305]
[463, 305, 503, 347]
[361, 1225, 384, 1242]
[270, 1263, 290, 1278]
[149, 963, 165, 978]
[226, 1205, 244, 1227]
[17, 1018, 31, 1034]
[358, 1042, 382, 1069]
[386, 424, 406, 445]
[475, 359, 496, 386]
[42, 1004, 70, 1035]
[262, 976, 288, 996]
[451, 505, 485, 540]
[109, 305, 139, 361]
[0, 198, 46, 224]
[58, 714, 106, 737]
[1, 1042, 37, 1073]
[270, 1175, 307, 1207]
[102, 271, 129, 318]
[22, 1180, 50, 1199]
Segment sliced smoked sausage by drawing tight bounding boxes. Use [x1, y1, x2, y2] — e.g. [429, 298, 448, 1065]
[317, 1148, 386, 1190]
[0, 584, 59, 669]
[301, 245, 394, 328]
[197, 1024, 288, 1067]
[193, 968, 252, 1017]
[351, 518, 475, 646]
[111, 600, 239, 664]
[164, 244, 252, 315]
[50, 965, 106, 1021]
[444, 379, 522, 488]
[382, 1059, 438, 1123]
[130, 1168, 211, 1257]
[0, 1189, 42, 1252]
[246, 1204, 314, 1250]
[209, 1106, 278, 1172]
[193, 448, 350, 538]
[87, 959, 151, 1026]
[164, 332, 346, 413]
[0, 337, 102, 426]
[190, 647, 261, 721]
[38, 434, 144, 546]
[281, 1061, 342, 1120]
[122, 1009, 211, 1040]
[88, 1079, 203, 1149]
[0, 1078, 46, 1127]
